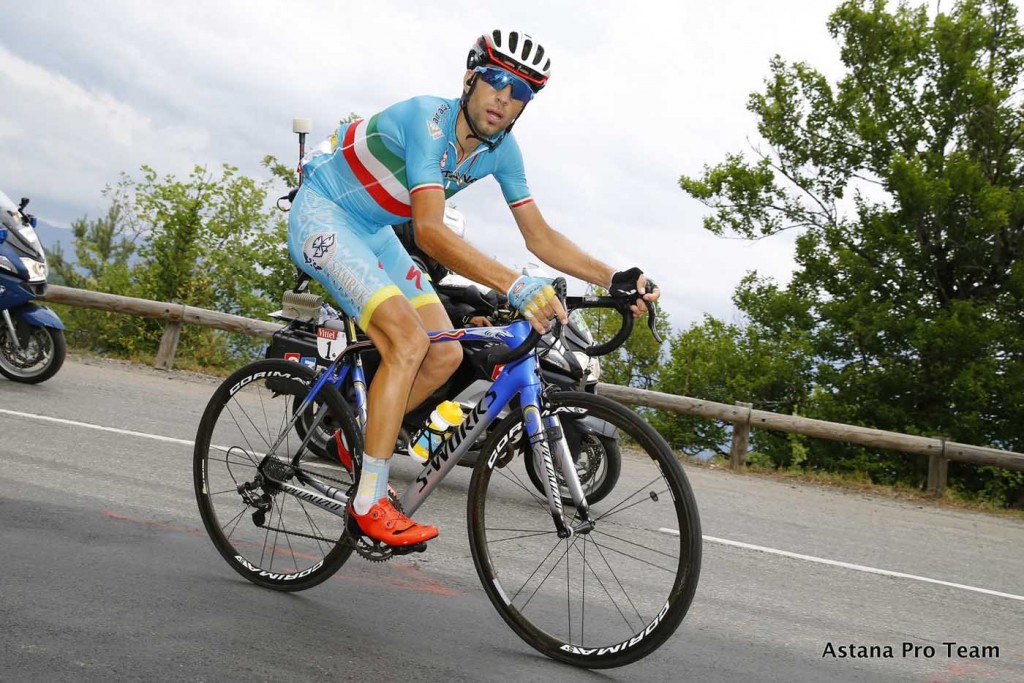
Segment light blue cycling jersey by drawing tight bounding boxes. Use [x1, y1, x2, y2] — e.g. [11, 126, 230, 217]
[300, 95, 534, 229]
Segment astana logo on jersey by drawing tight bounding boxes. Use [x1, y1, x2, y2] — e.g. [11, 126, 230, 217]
[302, 232, 337, 272]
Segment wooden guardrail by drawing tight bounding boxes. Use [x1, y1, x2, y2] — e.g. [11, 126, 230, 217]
[41, 284, 1024, 495]
[40, 284, 282, 370]
[595, 385, 1024, 494]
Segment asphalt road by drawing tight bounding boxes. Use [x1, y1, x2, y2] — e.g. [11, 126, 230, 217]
[1, 355, 1022, 682]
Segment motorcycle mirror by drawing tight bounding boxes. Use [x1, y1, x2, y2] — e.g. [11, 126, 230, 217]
[18, 197, 29, 211]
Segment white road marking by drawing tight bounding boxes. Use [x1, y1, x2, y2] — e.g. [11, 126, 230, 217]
[4, 407, 1022, 602]
[0, 407, 196, 446]
[703, 534, 1024, 602]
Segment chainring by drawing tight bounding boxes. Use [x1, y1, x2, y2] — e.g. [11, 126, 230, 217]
[351, 487, 405, 563]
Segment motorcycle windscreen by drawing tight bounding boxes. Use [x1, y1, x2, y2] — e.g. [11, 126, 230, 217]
[1, 220, 44, 261]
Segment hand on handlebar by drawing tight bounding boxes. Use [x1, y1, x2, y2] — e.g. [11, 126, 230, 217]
[610, 267, 660, 319]
[507, 275, 568, 334]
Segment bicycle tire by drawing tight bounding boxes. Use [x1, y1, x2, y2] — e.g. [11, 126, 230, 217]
[194, 359, 360, 591]
[467, 391, 701, 668]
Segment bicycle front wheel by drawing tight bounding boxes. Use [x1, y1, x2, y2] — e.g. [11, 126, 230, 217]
[467, 391, 701, 668]
[193, 359, 360, 591]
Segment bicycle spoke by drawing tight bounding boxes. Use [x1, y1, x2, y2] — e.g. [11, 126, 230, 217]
[494, 461, 553, 511]
[571, 537, 637, 633]
[586, 536, 646, 625]
[593, 475, 667, 522]
[225, 400, 274, 456]
[516, 535, 580, 612]
[483, 527, 559, 543]
[590, 527, 680, 566]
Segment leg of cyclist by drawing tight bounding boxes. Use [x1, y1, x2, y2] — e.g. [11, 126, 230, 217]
[290, 191, 462, 544]
[289, 188, 443, 546]
[372, 227, 463, 416]
[348, 232, 461, 545]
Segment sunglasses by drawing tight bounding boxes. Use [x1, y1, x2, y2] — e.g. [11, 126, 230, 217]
[474, 67, 535, 103]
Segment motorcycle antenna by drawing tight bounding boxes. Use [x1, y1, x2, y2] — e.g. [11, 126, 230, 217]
[292, 118, 312, 185]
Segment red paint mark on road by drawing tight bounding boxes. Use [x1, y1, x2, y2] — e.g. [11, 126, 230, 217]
[101, 509, 457, 597]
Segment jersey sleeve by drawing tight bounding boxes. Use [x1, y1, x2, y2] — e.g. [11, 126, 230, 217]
[493, 135, 533, 208]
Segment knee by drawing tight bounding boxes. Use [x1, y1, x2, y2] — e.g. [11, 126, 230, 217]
[381, 331, 430, 372]
[429, 341, 463, 375]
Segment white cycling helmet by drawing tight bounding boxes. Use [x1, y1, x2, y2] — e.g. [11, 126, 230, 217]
[467, 29, 552, 92]
[443, 203, 466, 239]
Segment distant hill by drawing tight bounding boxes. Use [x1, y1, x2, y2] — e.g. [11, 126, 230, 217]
[34, 219, 76, 262]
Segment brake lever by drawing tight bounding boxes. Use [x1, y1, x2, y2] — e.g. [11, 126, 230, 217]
[644, 280, 663, 344]
[549, 277, 567, 342]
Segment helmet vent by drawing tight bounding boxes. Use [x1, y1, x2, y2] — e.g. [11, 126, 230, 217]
[522, 38, 533, 60]
[533, 45, 545, 65]
[492, 29, 502, 47]
[508, 31, 519, 53]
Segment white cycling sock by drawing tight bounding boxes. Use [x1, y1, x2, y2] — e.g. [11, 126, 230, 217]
[353, 453, 391, 515]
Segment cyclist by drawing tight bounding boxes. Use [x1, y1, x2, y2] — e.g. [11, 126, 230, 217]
[288, 28, 660, 548]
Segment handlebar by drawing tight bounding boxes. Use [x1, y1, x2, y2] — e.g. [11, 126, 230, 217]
[485, 277, 663, 366]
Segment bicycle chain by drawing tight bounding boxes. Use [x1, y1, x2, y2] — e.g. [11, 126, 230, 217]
[245, 465, 404, 563]
[246, 465, 355, 545]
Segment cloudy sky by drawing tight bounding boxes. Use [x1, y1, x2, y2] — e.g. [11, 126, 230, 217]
[1, 0, 863, 330]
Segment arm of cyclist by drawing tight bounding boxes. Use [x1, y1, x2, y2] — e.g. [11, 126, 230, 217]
[411, 189, 563, 333]
[511, 201, 660, 318]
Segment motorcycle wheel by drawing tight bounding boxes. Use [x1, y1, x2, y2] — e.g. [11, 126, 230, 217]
[0, 325, 66, 384]
[524, 427, 622, 506]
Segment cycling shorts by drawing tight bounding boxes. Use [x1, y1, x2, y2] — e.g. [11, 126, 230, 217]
[287, 185, 441, 331]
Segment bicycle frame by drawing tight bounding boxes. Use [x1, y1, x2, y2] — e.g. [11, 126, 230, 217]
[275, 317, 593, 538]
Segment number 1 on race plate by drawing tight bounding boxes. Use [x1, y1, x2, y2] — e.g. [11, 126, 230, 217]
[316, 327, 341, 361]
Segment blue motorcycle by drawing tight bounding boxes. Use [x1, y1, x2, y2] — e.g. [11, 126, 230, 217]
[0, 191, 65, 383]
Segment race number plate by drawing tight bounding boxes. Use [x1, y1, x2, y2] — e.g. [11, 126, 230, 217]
[316, 327, 341, 361]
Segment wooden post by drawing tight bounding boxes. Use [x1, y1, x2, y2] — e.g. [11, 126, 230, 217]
[730, 401, 753, 469]
[154, 303, 185, 371]
[927, 437, 949, 497]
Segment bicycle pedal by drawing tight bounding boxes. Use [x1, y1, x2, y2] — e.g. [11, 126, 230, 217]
[390, 542, 428, 555]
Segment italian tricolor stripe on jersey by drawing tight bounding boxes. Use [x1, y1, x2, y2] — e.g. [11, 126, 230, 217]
[509, 197, 534, 209]
[342, 116, 412, 218]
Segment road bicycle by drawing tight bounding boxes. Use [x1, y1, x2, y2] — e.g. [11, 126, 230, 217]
[192, 279, 702, 668]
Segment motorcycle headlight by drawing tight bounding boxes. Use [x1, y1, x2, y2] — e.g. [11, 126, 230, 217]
[573, 351, 600, 382]
[20, 257, 47, 282]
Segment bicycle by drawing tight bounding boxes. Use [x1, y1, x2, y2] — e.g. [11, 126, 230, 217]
[192, 279, 702, 668]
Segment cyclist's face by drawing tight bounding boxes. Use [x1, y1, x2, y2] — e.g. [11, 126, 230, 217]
[464, 69, 527, 136]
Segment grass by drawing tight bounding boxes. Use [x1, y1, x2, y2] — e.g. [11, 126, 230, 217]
[66, 345, 240, 379]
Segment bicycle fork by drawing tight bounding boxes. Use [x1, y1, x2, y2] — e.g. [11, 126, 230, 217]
[522, 387, 594, 538]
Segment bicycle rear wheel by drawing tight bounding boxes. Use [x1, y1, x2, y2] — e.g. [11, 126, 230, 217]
[467, 391, 701, 668]
[193, 359, 361, 591]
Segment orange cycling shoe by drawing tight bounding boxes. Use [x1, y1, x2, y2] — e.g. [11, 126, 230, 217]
[349, 498, 439, 546]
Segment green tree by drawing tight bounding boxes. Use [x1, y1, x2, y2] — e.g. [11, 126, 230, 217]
[678, 0, 1024, 503]
[652, 277, 814, 463]
[47, 183, 149, 354]
[60, 163, 293, 367]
